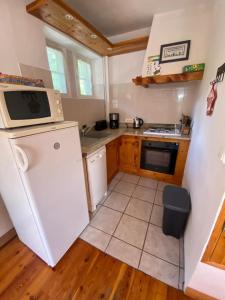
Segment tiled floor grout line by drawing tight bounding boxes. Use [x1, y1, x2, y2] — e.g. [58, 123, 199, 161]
[90, 208, 181, 268]
[89, 223, 143, 252]
[111, 190, 160, 206]
[88, 172, 182, 289]
[137, 188, 157, 269]
[142, 249, 180, 268]
[105, 193, 132, 253]
[102, 203, 153, 224]
[104, 178, 164, 227]
[121, 180, 158, 193]
[178, 266, 181, 289]
[178, 238, 185, 289]
[111, 176, 164, 204]
[178, 234, 181, 289]
[88, 223, 180, 268]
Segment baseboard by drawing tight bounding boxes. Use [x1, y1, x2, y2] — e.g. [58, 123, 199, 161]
[0, 228, 16, 248]
[185, 287, 218, 300]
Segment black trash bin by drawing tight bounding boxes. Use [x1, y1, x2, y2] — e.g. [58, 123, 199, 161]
[162, 185, 191, 239]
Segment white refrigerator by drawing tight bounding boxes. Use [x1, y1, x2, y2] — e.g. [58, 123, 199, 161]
[0, 121, 89, 267]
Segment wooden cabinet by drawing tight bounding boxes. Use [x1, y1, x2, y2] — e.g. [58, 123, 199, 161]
[106, 138, 120, 184]
[119, 135, 140, 174]
[202, 200, 225, 269]
[106, 134, 189, 186]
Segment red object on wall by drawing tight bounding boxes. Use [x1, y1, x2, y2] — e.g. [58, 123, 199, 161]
[207, 80, 217, 116]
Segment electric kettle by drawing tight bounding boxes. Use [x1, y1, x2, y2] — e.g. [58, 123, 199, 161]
[133, 117, 144, 129]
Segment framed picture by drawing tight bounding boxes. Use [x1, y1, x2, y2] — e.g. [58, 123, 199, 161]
[159, 40, 191, 64]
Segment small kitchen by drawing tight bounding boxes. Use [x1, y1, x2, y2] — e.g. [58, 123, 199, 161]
[0, 1, 225, 299]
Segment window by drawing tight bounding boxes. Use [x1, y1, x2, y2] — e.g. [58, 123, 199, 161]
[46, 47, 67, 94]
[76, 58, 93, 97]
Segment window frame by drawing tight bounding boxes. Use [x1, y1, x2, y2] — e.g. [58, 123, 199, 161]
[46, 42, 70, 98]
[74, 54, 95, 99]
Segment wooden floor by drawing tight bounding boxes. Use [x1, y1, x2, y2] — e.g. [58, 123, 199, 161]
[0, 238, 192, 300]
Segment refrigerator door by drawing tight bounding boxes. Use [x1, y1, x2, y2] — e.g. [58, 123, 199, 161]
[10, 125, 89, 266]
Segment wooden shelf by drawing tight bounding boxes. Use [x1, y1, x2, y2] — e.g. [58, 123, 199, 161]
[132, 71, 204, 87]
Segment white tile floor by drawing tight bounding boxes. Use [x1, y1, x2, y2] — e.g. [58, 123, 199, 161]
[80, 172, 184, 290]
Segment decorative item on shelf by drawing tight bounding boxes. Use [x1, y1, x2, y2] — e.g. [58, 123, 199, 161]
[180, 114, 192, 135]
[159, 40, 191, 64]
[183, 63, 205, 73]
[0, 73, 45, 87]
[146, 55, 161, 76]
[206, 63, 225, 116]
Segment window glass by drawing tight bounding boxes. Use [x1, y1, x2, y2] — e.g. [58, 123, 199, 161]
[47, 47, 67, 94]
[77, 59, 93, 96]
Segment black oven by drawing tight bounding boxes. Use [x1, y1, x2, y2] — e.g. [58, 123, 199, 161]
[140, 140, 179, 175]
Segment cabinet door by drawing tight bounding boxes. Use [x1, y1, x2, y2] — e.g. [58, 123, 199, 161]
[202, 200, 225, 269]
[106, 138, 119, 184]
[119, 136, 140, 174]
[211, 230, 225, 265]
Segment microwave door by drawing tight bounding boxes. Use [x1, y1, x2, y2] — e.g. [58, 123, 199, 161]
[0, 89, 63, 128]
[4, 91, 51, 120]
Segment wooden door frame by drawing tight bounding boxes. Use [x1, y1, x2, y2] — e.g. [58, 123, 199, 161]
[201, 199, 225, 270]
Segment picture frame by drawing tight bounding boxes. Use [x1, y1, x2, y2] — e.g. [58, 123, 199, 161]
[159, 40, 191, 64]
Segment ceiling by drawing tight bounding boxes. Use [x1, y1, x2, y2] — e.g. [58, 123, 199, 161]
[65, 0, 214, 37]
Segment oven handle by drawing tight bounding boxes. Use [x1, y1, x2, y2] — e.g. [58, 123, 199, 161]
[142, 146, 172, 152]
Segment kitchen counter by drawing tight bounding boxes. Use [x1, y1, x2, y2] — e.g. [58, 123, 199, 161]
[81, 128, 191, 155]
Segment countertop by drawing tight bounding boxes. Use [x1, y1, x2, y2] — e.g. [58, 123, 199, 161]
[81, 128, 191, 156]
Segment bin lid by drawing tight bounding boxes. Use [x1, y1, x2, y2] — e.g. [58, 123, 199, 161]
[163, 186, 191, 213]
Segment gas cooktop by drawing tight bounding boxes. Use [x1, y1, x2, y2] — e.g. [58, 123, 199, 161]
[143, 127, 181, 136]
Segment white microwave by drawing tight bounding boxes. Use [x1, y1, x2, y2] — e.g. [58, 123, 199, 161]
[0, 84, 64, 129]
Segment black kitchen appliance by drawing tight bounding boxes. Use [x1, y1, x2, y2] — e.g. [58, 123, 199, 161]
[140, 140, 179, 174]
[109, 113, 119, 129]
[95, 120, 107, 131]
[133, 117, 144, 129]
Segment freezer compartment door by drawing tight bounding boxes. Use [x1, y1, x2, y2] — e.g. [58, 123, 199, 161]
[10, 126, 89, 266]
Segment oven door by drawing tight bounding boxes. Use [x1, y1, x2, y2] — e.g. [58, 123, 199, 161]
[140, 141, 179, 175]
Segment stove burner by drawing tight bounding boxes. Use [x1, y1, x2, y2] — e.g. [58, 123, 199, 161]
[143, 127, 181, 136]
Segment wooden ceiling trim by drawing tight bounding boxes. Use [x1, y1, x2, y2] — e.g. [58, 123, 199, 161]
[27, 0, 112, 56]
[108, 36, 149, 56]
[26, 0, 149, 57]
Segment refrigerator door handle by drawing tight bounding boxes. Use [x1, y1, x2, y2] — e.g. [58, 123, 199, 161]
[14, 145, 29, 172]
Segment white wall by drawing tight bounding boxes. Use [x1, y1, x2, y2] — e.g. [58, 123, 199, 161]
[0, 0, 48, 75]
[109, 50, 199, 124]
[183, 1, 225, 298]
[0, 0, 49, 238]
[142, 4, 213, 76]
[109, 50, 145, 84]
